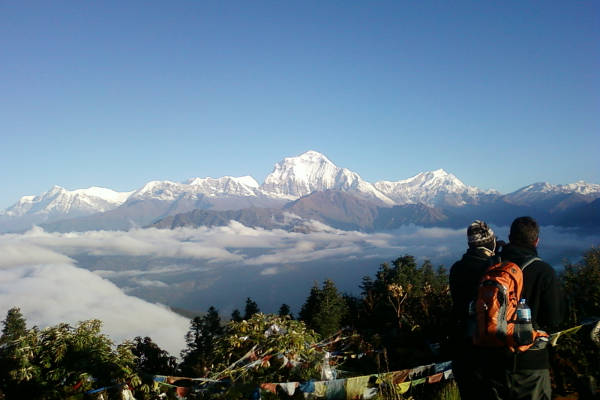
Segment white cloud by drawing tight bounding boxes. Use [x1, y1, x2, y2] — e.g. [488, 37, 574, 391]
[132, 278, 170, 288]
[8, 226, 244, 262]
[0, 242, 74, 268]
[94, 264, 196, 278]
[260, 267, 279, 276]
[0, 242, 189, 356]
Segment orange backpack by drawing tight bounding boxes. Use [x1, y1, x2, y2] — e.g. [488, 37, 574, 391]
[473, 258, 549, 352]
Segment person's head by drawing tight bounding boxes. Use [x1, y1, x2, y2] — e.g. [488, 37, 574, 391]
[509, 216, 540, 248]
[467, 220, 496, 252]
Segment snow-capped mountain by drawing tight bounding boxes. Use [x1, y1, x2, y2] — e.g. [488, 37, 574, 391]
[261, 150, 395, 206]
[2, 150, 599, 233]
[128, 176, 262, 203]
[504, 181, 600, 205]
[186, 176, 260, 198]
[375, 169, 499, 207]
[1, 185, 132, 218]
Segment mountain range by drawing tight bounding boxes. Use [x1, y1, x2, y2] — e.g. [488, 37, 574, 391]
[1, 151, 599, 233]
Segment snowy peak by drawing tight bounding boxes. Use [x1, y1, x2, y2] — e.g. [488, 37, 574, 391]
[129, 175, 262, 203]
[375, 169, 496, 207]
[2, 151, 598, 233]
[505, 181, 600, 204]
[261, 150, 394, 205]
[261, 150, 339, 198]
[563, 181, 600, 195]
[513, 181, 600, 195]
[186, 176, 260, 197]
[400, 169, 467, 190]
[128, 180, 184, 202]
[3, 186, 133, 218]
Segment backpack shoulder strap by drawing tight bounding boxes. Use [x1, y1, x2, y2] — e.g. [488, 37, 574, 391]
[489, 255, 501, 266]
[520, 257, 541, 271]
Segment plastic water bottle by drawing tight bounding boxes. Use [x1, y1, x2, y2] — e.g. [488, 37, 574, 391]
[466, 300, 476, 338]
[515, 298, 533, 345]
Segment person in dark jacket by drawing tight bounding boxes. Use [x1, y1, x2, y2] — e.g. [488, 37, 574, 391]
[482, 216, 565, 400]
[449, 220, 501, 400]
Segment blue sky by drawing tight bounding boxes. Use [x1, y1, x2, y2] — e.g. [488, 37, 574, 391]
[1, 1, 598, 209]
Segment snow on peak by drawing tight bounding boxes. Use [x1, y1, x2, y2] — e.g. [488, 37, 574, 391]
[507, 181, 600, 203]
[3, 152, 596, 223]
[563, 181, 600, 194]
[185, 176, 260, 197]
[261, 151, 339, 197]
[375, 169, 490, 207]
[295, 150, 334, 163]
[129, 180, 185, 201]
[128, 175, 263, 202]
[187, 176, 259, 188]
[261, 151, 394, 205]
[236, 176, 260, 188]
[3, 186, 133, 217]
[73, 187, 133, 203]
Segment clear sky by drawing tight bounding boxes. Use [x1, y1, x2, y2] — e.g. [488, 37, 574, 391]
[1, 1, 598, 209]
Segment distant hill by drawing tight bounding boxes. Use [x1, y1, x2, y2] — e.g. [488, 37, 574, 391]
[150, 190, 453, 232]
[557, 198, 600, 229]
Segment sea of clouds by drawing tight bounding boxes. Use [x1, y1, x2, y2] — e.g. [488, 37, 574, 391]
[1, 221, 598, 357]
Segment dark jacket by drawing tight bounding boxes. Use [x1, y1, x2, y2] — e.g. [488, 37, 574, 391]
[449, 247, 500, 400]
[497, 243, 565, 370]
[449, 247, 499, 329]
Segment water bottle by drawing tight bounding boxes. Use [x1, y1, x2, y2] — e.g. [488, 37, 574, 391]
[515, 298, 533, 345]
[466, 300, 476, 339]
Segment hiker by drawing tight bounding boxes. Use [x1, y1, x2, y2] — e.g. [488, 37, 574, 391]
[481, 216, 565, 400]
[449, 220, 500, 400]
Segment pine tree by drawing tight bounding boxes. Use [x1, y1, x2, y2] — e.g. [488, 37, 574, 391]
[0, 307, 27, 345]
[299, 280, 347, 337]
[313, 279, 347, 337]
[132, 336, 177, 375]
[180, 306, 224, 376]
[278, 303, 293, 319]
[231, 309, 243, 322]
[244, 297, 260, 320]
[299, 283, 321, 324]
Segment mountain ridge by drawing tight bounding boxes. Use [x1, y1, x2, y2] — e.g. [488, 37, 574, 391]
[1, 150, 598, 233]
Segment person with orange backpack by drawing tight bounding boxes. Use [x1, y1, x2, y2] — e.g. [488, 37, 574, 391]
[449, 220, 501, 400]
[477, 216, 565, 400]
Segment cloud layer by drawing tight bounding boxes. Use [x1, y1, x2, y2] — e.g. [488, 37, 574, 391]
[0, 242, 190, 356]
[1, 221, 598, 357]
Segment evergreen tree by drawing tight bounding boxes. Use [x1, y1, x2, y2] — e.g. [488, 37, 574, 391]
[204, 306, 223, 336]
[231, 309, 243, 322]
[356, 254, 452, 368]
[299, 283, 321, 323]
[299, 280, 347, 337]
[0, 307, 29, 396]
[244, 297, 260, 320]
[132, 336, 177, 375]
[553, 247, 600, 394]
[180, 306, 224, 376]
[0, 307, 27, 345]
[562, 247, 600, 322]
[278, 303, 293, 319]
[341, 294, 361, 329]
[314, 279, 347, 337]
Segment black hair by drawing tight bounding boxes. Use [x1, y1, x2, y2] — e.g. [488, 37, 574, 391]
[509, 216, 539, 247]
